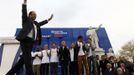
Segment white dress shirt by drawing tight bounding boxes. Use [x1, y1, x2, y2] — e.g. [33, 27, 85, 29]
[31, 52, 42, 65]
[78, 42, 85, 56]
[27, 23, 37, 40]
[70, 48, 74, 62]
[50, 48, 59, 63]
[41, 50, 50, 64]
[87, 43, 93, 57]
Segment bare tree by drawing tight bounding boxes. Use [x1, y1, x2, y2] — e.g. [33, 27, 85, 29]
[122, 40, 134, 55]
[119, 40, 134, 61]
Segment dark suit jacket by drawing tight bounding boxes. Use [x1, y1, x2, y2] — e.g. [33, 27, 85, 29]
[104, 69, 114, 75]
[58, 46, 70, 63]
[100, 60, 110, 75]
[96, 60, 101, 75]
[74, 42, 87, 61]
[16, 4, 48, 45]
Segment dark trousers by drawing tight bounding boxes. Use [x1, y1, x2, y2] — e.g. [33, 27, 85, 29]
[50, 63, 58, 75]
[6, 37, 34, 75]
[69, 61, 77, 75]
[88, 56, 100, 75]
[60, 60, 69, 75]
[88, 57, 92, 75]
[41, 63, 49, 75]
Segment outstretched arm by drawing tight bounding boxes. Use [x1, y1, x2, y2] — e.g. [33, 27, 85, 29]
[24, 0, 27, 4]
[96, 24, 102, 31]
[48, 14, 53, 22]
[22, 0, 28, 24]
[38, 14, 54, 26]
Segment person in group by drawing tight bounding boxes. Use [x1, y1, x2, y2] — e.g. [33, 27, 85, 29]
[100, 55, 109, 75]
[31, 47, 42, 75]
[85, 37, 95, 75]
[41, 44, 50, 75]
[120, 63, 130, 75]
[69, 43, 77, 75]
[104, 63, 114, 75]
[50, 43, 59, 75]
[96, 55, 101, 75]
[107, 56, 113, 69]
[74, 35, 89, 75]
[59, 41, 70, 75]
[113, 58, 119, 69]
[129, 63, 134, 75]
[116, 67, 125, 75]
[6, 0, 53, 75]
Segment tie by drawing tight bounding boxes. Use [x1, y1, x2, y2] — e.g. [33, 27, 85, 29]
[33, 24, 37, 40]
[33, 28, 35, 40]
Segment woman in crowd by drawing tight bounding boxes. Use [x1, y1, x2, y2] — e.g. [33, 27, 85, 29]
[69, 43, 77, 75]
[50, 43, 59, 75]
[41, 44, 50, 75]
[31, 47, 42, 75]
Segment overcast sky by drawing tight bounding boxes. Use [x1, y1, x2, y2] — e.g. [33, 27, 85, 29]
[0, 0, 134, 54]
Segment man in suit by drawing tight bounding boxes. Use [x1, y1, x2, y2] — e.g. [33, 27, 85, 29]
[100, 55, 109, 75]
[104, 63, 114, 75]
[96, 55, 101, 75]
[59, 41, 70, 75]
[6, 0, 53, 75]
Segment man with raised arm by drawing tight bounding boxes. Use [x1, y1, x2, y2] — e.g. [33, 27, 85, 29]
[6, 0, 53, 75]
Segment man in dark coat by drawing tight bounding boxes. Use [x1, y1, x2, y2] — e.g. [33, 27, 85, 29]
[59, 41, 70, 75]
[6, 0, 53, 75]
[104, 63, 115, 75]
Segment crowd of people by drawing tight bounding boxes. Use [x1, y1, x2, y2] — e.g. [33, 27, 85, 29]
[30, 35, 134, 75]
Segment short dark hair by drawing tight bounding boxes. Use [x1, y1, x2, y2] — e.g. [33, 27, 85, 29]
[29, 11, 35, 16]
[77, 35, 83, 40]
[51, 42, 56, 45]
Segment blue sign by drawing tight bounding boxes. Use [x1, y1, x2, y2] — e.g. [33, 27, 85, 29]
[0, 27, 113, 74]
[15, 27, 112, 53]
